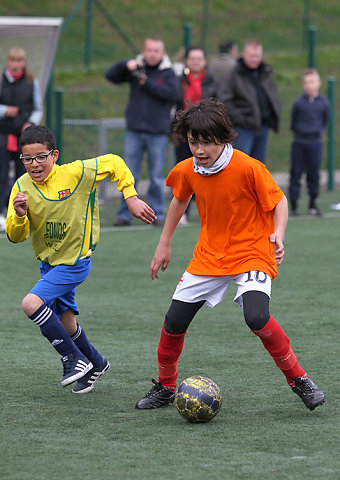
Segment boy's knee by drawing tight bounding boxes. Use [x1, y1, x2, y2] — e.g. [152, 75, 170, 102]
[164, 309, 185, 334]
[242, 291, 270, 331]
[164, 299, 205, 334]
[244, 308, 270, 331]
[22, 293, 44, 317]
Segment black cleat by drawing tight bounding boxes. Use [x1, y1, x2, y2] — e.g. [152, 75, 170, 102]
[291, 376, 325, 410]
[135, 378, 175, 409]
[72, 357, 110, 394]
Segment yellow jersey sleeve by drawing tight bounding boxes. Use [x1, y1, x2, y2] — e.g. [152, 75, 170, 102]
[95, 154, 137, 199]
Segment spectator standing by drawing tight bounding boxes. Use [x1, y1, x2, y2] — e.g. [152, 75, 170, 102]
[219, 39, 280, 164]
[209, 39, 238, 90]
[288, 69, 330, 216]
[172, 46, 217, 224]
[105, 38, 179, 226]
[0, 47, 43, 231]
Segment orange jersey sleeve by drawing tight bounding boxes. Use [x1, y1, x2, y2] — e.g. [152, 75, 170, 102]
[166, 150, 284, 279]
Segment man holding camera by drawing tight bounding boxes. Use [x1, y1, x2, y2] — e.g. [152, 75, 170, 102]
[105, 38, 179, 226]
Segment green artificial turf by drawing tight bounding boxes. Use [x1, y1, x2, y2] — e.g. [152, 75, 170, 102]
[1, 191, 339, 480]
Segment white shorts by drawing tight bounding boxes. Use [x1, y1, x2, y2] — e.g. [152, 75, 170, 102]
[172, 270, 271, 309]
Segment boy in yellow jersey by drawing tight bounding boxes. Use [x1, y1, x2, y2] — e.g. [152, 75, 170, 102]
[6, 125, 156, 393]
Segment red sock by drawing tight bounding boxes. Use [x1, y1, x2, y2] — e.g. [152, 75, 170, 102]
[157, 323, 186, 390]
[252, 315, 305, 385]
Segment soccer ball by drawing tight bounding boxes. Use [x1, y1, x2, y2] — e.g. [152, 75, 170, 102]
[174, 375, 222, 423]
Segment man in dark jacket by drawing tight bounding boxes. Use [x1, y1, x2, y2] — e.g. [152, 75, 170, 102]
[219, 40, 280, 164]
[105, 38, 179, 226]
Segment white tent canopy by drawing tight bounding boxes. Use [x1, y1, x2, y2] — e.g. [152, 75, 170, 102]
[0, 16, 63, 98]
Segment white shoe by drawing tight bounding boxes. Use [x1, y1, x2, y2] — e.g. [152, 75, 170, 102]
[178, 214, 188, 226]
[0, 214, 6, 231]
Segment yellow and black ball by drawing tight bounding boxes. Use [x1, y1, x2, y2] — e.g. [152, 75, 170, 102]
[174, 375, 222, 423]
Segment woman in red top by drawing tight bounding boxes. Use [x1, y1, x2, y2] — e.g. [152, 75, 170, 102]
[172, 46, 217, 223]
[136, 98, 324, 412]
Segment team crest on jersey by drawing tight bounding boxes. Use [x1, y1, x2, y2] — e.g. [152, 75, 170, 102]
[58, 189, 71, 199]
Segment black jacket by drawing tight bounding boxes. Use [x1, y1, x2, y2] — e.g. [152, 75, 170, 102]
[219, 58, 281, 132]
[291, 94, 329, 143]
[105, 55, 179, 135]
[0, 70, 34, 136]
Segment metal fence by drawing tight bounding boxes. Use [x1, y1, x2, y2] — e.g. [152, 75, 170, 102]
[62, 112, 175, 201]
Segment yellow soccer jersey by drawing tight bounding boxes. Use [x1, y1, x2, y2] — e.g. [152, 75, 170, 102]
[6, 154, 137, 264]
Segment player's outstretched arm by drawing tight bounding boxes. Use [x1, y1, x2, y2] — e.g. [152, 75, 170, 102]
[270, 195, 288, 266]
[125, 195, 156, 224]
[150, 196, 190, 279]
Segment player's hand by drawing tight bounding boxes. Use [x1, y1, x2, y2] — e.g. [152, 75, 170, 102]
[150, 243, 171, 279]
[6, 106, 19, 117]
[125, 195, 156, 224]
[13, 192, 28, 217]
[270, 232, 285, 265]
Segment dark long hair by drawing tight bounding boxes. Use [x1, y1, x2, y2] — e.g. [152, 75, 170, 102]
[172, 97, 236, 144]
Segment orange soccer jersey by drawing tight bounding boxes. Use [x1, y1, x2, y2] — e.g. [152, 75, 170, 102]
[166, 149, 284, 280]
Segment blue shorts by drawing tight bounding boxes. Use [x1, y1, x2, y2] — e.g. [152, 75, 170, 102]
[29, 258, 91, 318]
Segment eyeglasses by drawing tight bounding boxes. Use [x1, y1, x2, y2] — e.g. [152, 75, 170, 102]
[20, 149, 54, 165]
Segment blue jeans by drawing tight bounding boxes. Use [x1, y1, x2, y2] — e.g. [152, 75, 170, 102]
[233, 126, 269, 164]
[117, 130, 168, 221]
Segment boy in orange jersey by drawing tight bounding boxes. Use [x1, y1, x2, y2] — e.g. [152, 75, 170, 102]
[135, 98, 324, 411]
